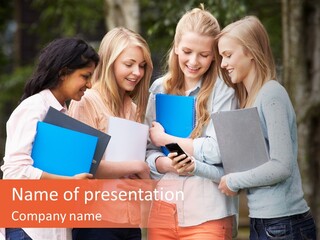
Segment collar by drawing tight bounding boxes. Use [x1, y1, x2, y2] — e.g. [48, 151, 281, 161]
[186, 79, 202, 96]
[40, 89, 68, 113]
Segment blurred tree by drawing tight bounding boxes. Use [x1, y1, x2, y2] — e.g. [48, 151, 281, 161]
[0, 1, 13, 73]
[104, 0, 140, 32]
[31, 0, 105, 43]
[13, 0, 40, 68]
[282, 0, 320, 237]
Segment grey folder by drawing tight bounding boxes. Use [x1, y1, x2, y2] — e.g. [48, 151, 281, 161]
[212, 107, 269, 174]
[43, 107, 111, 176]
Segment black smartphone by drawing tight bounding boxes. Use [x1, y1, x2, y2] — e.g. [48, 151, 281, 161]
[165, 143, 191, 163]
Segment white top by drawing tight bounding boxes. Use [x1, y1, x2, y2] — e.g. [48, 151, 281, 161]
[2, 89, 71, 240]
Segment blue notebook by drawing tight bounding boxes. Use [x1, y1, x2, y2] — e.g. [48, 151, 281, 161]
[155, 93, 196, 154]
[32, 121, 98, 176]
[43, 107, 111, 175]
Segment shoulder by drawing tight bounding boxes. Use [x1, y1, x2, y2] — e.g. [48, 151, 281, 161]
[73, 89, 102, 108]
[7, 93, 48, 125]
[261, 80, 287, 96]
[149, 77, 165, 94]
[214, 77, 235, 93]
[212, 77, 236, 101]
[82, 89, 101, 102]
[255, 80, 295, 121]
[69, 89, 104, 120]
[257, 80, 291, 105]
[16, 92, 48, 114]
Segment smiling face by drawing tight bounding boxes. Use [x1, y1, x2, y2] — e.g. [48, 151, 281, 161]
[218, 35, 255, 91]
[174, 31, 214, 85]
[52, 63, 96, 105]
[113, 45, 146, 96]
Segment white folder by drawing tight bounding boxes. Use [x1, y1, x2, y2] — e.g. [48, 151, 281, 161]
[104, 117, 149, 162]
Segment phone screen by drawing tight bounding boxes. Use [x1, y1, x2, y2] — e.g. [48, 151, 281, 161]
[165, 143, 191, 163]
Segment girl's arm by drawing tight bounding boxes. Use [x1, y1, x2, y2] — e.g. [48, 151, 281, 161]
[224, 95, 294, 192]
[169, 152, 225, 183]
[149, 121, 194, 155]
[2, 102, 46, 179]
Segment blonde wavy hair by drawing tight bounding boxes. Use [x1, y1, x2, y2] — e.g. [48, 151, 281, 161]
[215, 16, 277, 108]
[92, 27, 153, 122]
[163, 4, 220, 138]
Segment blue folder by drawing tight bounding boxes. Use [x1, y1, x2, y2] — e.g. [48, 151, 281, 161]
[32, 121, 98, 176]
[155, 93, 196, 154]
[43, 107, 111, 175]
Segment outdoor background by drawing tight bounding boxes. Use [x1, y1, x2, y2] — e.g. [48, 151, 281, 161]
[0, 0, 319, 239]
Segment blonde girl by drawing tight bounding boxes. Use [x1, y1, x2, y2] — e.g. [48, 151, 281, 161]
[145, 5, 238, 240]
[216, 16, 317, 239]
[69, 27, 153, 240]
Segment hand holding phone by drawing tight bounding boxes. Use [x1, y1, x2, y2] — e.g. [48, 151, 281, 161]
[165, 143, 191, 163]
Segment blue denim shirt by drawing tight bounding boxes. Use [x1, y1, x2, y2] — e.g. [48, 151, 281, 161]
[145, 77, 239, 227]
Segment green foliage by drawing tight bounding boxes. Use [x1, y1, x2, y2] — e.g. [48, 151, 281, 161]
[0, 66, 33, 110]
[238, 0, 282, 63]
[0, 0, 283, 109]
[0, 1, 13, 32]
[31, 0, 105, 43]
[140, 0, 282, 75]
[140, 0, 247, 73]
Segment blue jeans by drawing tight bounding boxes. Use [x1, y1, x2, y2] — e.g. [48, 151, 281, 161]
[250, 210, 317, 239]
[72, 228, 141, 240]
[5, 228, 32, 240]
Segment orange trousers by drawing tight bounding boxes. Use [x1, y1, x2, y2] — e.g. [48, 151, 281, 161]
[147, 201, 233, 240]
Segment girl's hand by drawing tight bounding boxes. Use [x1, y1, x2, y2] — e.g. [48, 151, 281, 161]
[218, 176, 238, 196]
[169, 152, 195, 175]
[134, 161, 150, 179]
[149, 121, 168, 147]
[73, 173, 93, 179]
[155, 156, 178, 174]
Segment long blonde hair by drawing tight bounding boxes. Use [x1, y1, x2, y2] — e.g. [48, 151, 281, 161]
[215, 16, 277, 108]
[163, 4, 220, 138]
[92, 27, 153, 122]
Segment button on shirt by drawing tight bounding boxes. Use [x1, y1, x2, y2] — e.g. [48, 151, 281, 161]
[2, 89, 71, 240]
[145, 77, 239, 227]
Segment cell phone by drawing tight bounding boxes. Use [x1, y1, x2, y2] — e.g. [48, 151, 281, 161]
[165, 143, 191, 163]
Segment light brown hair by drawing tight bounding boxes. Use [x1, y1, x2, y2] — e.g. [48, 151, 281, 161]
[215, 16, 276, 108]
[163, 4, 220, 138]
[92, 27, 153, 122]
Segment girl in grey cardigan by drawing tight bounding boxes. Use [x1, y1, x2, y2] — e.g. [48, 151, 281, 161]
[215, 16, 317, 239]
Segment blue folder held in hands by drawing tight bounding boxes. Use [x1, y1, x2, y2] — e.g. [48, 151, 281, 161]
[32, 121, 98, 176]
[43, 107, 111, 175]
[155, 93, 196, 154]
